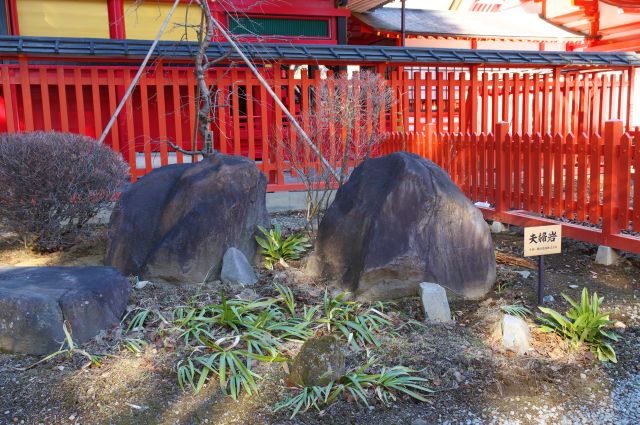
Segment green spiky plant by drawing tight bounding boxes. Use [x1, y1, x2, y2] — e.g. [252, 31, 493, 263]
[537, 287, 621, 362]
[255, 224, 312, 270]
[501, 304, 532, 319]
[275, 356, 432, 418]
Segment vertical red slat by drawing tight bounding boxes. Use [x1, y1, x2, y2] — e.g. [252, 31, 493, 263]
[471, 132, 478, 200]
[56, 68, 69, 132]
[617, 132, 631, 232]
[90, 68, 102, 141]
[501, 74, 510, 123]
[106, 69, 120, 155]
[437, 72, 444, 133]
[542, 133, 553, 215]
[572, 74, 580, 136]
[1, 67, 16, 132]
[38, 68, 52, 131]
[633, 129, 640, 231]
[447, 72, 455, 133]
[274, 66, 284, 184]
[491, 73, 499, 134]
[601, 75, 610, 129]
[565, 133, 575, 217]
[232, 69, 242, 156]
[425, 71, 433, 130]
[459, 72, 467, 134]
[588, 133, 601, 224]
[74, 68, 86, 135]
[186, 70, 197, 160]
[542, 74, 549, 134]
[139, 74, 152, 173]
[19, 59, 34, 131]
[562, 73, 570, 135]
[553, 133, 563, 217]
[481, 72, 489, 133]
[470, 65, 478, 134]
[532, 133, 542, 213]
[287, 68, 297, 174]
[487, 132, 495, 205]
[246, 74, 256, 161]
[591, 76, 601, 135]
[123, 69, 137, 180]
[217, 71, 229, 155]
[522, 133, 531, 211]
[602, 121, 623, 243]
[402, 70, 410, 132]
[260, 84, 269, 176]
[170, 69, 184, 164]
[414, 70, 423, 132]
[532, 74, 540, 134]
[512, 74, 520, 135]
[576, 133, 588, 222]
[552, 68, 561, 134]
[479, 132, 487, 202]
[155, 66, 168, 166]
[522, 73, 530, 134]
[513, 133, 521, 209]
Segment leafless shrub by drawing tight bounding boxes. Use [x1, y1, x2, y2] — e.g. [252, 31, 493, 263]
[0, 132, 128, 252]
[278, 70, 393, 228]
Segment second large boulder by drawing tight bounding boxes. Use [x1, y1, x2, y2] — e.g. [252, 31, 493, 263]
[309, 152, 495, 301]
[105, 154, 269, 283]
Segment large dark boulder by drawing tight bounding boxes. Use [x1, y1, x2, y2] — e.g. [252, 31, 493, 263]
[0, 266, 130, 355]
[105, 154, 269, 283]
[310, 152, 495, 301]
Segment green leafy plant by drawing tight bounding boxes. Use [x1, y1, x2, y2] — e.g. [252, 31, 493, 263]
[255, 224, 311, 270]
[501, 304, 532, 319]
[537, 287, 621, 362]
[275, 356, 432, 418]
[317, 290, 391, 349]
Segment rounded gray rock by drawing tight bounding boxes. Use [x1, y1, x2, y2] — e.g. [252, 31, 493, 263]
[105, 154, 269, 283]
[0, 266, 130, 355]
[310, 152, 496, 300]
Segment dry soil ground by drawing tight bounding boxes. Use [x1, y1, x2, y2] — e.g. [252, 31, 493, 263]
[0, 217, 639, 425]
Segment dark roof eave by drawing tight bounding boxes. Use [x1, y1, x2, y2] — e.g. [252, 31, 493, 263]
[0, 36, 638, 67]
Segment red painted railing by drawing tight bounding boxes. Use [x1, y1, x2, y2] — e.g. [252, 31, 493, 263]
[381, 121, 640, 253]
[0, 59, 634, 191]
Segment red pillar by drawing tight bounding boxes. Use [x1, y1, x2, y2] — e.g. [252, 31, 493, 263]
[108, 0, 126, 39]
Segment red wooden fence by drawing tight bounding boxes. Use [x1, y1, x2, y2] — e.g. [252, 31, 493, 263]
[0, 59, 634, 191]
[381, 120, 640, 253]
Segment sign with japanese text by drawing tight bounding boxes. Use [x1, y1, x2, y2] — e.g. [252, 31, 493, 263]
[524, 225, 562, 257]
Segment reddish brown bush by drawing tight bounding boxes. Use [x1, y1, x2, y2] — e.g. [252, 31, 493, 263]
[0, 132, 128, 252]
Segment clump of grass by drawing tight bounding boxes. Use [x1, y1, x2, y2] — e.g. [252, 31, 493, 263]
[537, 287, 621, 362]
[255, 224, 312, 270]
[275, 356, 432, 418]
[122, 286, 397, 401]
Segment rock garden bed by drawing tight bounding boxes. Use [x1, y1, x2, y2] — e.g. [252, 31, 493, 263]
[1, 216, 639, 425]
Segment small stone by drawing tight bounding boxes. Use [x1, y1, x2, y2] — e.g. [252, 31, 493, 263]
[412, 420, 429, 425]
[515, 271, 531, 279]
[613, 321, 626, 333]
[580, 373, 587, 379]
[595, 246, 619, 266]
[419, 282, 452, 323]
[490, 221, 508, 233]
[221, 247, 258, 286]
[453, 371, 464, 383]
[543, 295, 555, 303]
[501, 314, 531, 355]
[568, 284, 579, 289]
[134, 280, 151, 289]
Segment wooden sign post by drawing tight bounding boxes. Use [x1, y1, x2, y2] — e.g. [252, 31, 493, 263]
[524, 224, 562, 305]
